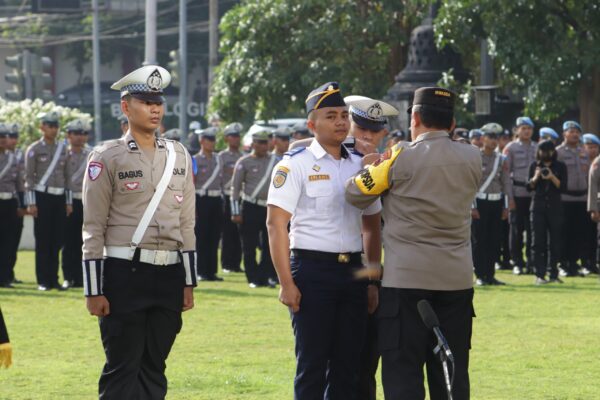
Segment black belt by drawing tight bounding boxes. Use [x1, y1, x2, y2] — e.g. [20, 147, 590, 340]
[291, 249, 362, 264]
[513, 180, 527, 187]
[564, 190, 586, 196]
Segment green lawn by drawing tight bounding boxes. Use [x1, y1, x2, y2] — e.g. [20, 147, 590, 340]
[1, 251, 599, 399]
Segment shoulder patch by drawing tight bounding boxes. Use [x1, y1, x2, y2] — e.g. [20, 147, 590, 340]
[272, 166, 288, 188]
[284, 147, 306, 158]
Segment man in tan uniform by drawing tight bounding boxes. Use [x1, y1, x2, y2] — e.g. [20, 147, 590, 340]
[0, 123, 24, 288]
[219, 122, 244, 273]
[82, 65, 197, 399]
[25, 111, 72, 291]
[193, 127, 223, 281]
[231, 130, 278, 288]
[472, 124, 512, 286]
[345, 87, 481, 399]
[61, 119, 91, 289]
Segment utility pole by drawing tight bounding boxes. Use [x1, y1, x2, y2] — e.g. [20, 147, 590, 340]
[480, 39, 493, 85]
[144, 0, 157, 65]
[208, 0, 218, 92]
[179, 0, 188, 133]
[92, 0, 102, 142]
[23, 50, 32, 99]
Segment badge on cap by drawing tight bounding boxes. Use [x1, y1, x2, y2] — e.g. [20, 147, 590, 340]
[367, 103, 383, 119]
[88, 162, 103, 181]
[147, 69, 163, 92]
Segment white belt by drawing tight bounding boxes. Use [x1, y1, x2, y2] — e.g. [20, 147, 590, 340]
[104, 246, 180, 266]
[223, 190, 232, 196]
[242, 194, 267, 207]
[196, 189, 222, 197]
[476, 193, 502, 201]
[72, 192, 83, 200]
[35, 184, 65, 195]
[0, 192, 14, 200]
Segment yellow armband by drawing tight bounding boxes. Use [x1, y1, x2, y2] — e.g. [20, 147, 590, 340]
[354, 145, 403, 195]
[0, 342, 12, 368]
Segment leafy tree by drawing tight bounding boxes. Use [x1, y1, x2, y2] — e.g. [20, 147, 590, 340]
[210, 0, 431, 122]
[436, 0, 600, 132]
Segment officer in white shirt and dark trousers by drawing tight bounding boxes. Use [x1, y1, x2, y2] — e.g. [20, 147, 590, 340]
[267, 82, 382, 400]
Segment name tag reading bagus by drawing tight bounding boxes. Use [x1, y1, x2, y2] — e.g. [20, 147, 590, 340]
[308, 174, 330, 182]
[118, 170, 143, 179]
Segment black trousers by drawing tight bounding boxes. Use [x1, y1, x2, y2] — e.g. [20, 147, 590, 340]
[358, 311, 379, 400]
[240, 201, 273, 285]
[62, 199, 83, 285]
[221, 195, 242, 271]
[195, 195, 223, 278]
[33, 191, 65, 287]
[98, 257, 185, 400]
[472, 199, 503, 282]
[560, 201, 587, 273]
[8, 214, 23, 281]
[498, 217, 511, 268]
[379, 287, 474, 400]
[0, 199, 19, 285]
[509, 196, 532, 270]
[290, 256, 368, 400]
[531, 204, 562, 279]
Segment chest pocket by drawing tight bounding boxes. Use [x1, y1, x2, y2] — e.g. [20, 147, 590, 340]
[167, 180, 185, 209]
[305, 181, 333, 213]
[513, 153, 527, 168]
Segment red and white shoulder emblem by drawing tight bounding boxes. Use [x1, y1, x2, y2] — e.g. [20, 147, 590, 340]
[88, 162, 103, 181]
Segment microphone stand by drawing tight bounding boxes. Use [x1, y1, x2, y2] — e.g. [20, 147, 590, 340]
[432, 327, 454, 400]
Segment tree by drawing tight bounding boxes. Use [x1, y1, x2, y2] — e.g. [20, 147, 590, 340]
[210, 0, 431, 122]
[436, 0, 600, 132]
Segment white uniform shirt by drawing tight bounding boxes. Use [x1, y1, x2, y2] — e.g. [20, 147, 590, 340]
[268, 139, 381, 253]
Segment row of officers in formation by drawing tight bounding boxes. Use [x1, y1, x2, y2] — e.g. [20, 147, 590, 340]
[1, 109, 599, 290]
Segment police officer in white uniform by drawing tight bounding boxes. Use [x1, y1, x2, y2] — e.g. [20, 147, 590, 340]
[267, 82, 382, 400]
[82, 65, 197, 399]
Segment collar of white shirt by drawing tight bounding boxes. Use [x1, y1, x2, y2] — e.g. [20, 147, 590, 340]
[307, 139, 350, 160]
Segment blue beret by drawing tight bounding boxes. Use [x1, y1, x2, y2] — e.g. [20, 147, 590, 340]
[539, 127, 559, 140]
[469, 129, 483, 139]
[562, 120, 582, 132]
[305, 82, 346, 114]
[516, 117, 534, 128]
[582, 133, 600, 146]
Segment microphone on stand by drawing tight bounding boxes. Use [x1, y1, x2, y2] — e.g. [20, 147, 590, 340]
[417, 299, 455, 400]
[417, 300, 454, 362]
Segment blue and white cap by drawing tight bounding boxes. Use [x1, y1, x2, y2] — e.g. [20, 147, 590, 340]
[582, 133, 600, 146]
[111, 65, 171, 103]
[344, 95, 399, 131]
[539, 127, 559, 140]
[469, 129, 483, 139]
[562, 120, 582, 132]
[516, 116, 534, 128]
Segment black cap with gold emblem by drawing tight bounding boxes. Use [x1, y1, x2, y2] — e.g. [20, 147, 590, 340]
[407, 87, 456, 114]
[305, 82, 346, 114]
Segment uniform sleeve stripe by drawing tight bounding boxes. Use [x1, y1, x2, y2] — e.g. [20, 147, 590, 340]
[65, 190, 73, 205]
[182, 251, 197, 287]
[82, 259, 104, 296]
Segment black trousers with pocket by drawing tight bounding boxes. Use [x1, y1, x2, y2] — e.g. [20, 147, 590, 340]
[195, 195, 223, 278]
[0, 199, 19, 285]
[240, 201, 273, 285]
[221, 195, 242, 271]
[62, 199, 84, 285]
[33, 191, 65, 287]
[472, 198, 503, 282]
[98, 257, 185, 400]
[378, 287, 474, 400]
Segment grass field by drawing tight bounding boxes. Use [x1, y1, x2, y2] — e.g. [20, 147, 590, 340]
[1, 251, 599, 399]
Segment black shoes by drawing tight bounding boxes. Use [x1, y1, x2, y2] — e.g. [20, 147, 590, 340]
[198, 275, 224, 282]
[475, 278, 506, 286]
[475, 279, 487, 286]
[38, 285, 51, 291]
[0, 282, 15, 289]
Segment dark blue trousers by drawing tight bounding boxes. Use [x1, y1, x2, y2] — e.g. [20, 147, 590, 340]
[290, 256, 368, 400]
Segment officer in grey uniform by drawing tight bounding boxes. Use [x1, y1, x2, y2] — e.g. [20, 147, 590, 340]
[194, 127, 224, 281]
[557, 120, 590, 277]
[61, 119, 91, 289]
[472, 123, 512, 286]
[291, 121, 312, 142]
[219, 122, 244, 273]
[345, 87, 481, 400]
[0, 123, 25, 288]
[231, 130, 278, 287]
[82, 65, 197, 399]
[273, 127, 291, 160]
[503, 117, 538, 275]
[25, 111, 72, 291]
[186, 121, 202, 154]
[496, 128, 513, 270]
[587, 149, 600, 273]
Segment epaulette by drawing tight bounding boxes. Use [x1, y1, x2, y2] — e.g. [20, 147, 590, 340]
[284, 147, 306, 158]
[93, 139, 121, 153]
